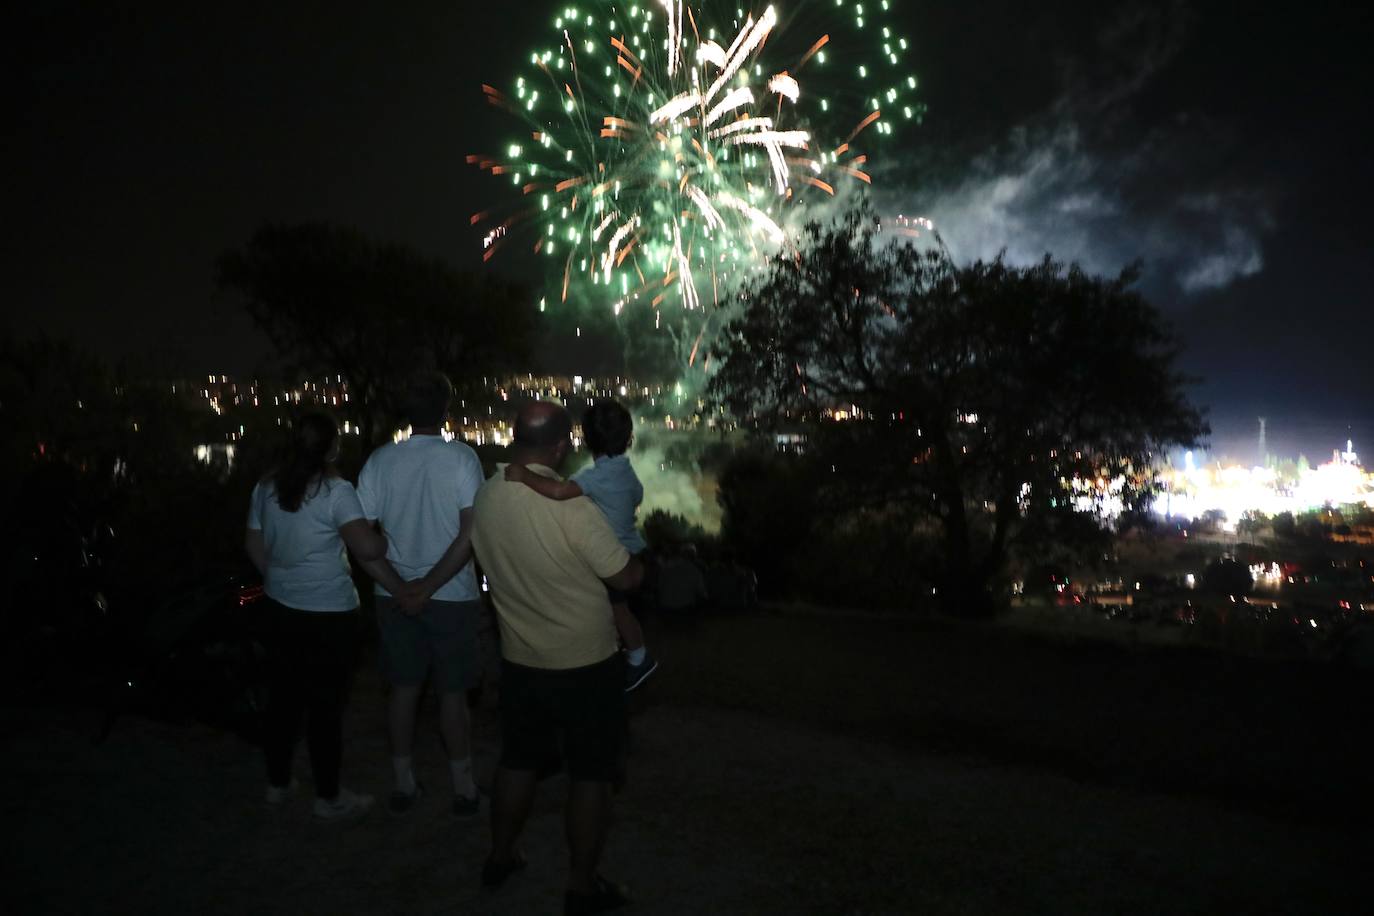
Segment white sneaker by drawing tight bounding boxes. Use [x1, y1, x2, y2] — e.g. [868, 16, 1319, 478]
[265, 780, 297, 805]
[313, 788, 375, 820]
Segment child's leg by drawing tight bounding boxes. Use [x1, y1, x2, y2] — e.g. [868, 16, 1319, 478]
[611, 600, 644, 652]
[613, 596, 657, 690]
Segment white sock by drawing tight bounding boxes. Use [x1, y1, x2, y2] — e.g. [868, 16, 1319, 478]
[450, 757, 476, 798]
[626, 646, 647, 666]
[392, 757, 416, 794]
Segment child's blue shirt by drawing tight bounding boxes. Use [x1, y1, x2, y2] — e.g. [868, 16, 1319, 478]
[572, 453, 648, 554]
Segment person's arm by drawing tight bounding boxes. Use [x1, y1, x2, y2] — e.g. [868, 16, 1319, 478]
[570, 499, 639, 594]
[355, 552, 410, 598]
[340, 518, 388, 562]
[331, 480, 402, 588]
[397, 451, 484, 612]
[505, 463, 583, 500]
[336, 506, 406, 595]
[409, 507, 474, 602]
[351, 463, 415, 601]
[244, 528, 267, 576]
[602, 555, 645, 593]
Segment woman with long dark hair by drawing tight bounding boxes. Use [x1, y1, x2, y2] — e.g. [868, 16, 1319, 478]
[244, 411, 396, 819]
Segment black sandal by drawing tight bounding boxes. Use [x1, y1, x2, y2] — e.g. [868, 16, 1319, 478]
[481, 850, 527, 889]
[564, 874, 630, 915]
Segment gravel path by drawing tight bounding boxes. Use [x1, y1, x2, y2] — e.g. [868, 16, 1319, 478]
[4, 612, 1363, 915]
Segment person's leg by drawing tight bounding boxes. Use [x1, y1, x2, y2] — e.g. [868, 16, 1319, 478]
[263, 602, 305, 789]
[614, 595, 656, 691]
[489, 765, 538, 862]
[377, 597, 426, 794]
[559, 654, 628, 894]
[301, 610, 356, 800]
[487, 659, 554, 874]
[610, 601, 644, 652]
[430, 601, 481, 800]
[439, 690, 476, 796]
[565, 779, 613, 894]
[387, 684, 423, 791]
[472, 602, 501, 710]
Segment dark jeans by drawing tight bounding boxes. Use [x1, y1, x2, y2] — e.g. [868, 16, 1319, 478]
[262, 599, 357, 799]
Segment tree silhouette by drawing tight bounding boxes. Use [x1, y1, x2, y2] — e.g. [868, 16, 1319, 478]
[709, 205, 1207, 615]
[218, 223, 536, 448]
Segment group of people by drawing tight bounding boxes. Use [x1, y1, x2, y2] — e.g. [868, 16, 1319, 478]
[244, 371, 654, 914]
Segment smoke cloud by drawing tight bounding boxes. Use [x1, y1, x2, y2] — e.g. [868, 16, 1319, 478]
[632, 439, 719, 531]
[890, 4, 1276, 299]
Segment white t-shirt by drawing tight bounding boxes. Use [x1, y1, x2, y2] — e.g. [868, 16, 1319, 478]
[247, 476, 364, 612]
[357, 435, 485, 602]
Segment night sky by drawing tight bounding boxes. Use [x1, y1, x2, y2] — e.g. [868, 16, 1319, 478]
[12, 1, 1372, 460]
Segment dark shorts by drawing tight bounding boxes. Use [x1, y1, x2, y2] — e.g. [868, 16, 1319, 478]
[376, 597, 481, 693]
[499, 654, 627, 783]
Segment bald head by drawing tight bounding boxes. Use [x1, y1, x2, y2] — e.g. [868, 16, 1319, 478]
[513, 401, 573, 461]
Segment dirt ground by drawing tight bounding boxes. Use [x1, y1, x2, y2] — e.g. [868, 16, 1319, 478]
[3, 607, 1366, 915]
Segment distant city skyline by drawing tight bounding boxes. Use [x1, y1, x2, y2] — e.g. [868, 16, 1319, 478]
[162, 366, 1372, 467]
[1196, 415, 1373, 468]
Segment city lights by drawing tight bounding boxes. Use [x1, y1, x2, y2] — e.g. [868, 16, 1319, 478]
[1156, 441, 1372, 528]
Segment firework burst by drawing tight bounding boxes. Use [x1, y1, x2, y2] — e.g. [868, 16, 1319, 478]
[471, 1, 921, 368]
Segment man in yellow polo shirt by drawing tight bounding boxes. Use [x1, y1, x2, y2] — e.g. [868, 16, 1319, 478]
[472, 401, 643, 915]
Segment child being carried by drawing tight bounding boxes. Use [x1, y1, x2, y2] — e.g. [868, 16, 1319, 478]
[505, 399, 657, 692]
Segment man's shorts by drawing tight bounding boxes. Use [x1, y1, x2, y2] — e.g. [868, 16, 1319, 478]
[376, 597, 481, 693]
[499, 653, 627, 783]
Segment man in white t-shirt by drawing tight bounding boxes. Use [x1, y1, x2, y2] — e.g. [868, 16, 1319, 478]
[357, 372, 487, 817]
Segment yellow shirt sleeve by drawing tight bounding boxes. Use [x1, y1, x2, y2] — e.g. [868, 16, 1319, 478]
[568, 498, 631, 579]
